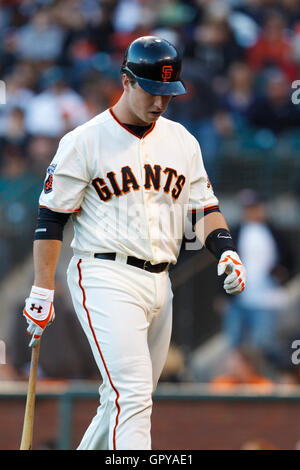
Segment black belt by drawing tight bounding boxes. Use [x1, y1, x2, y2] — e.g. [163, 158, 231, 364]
[94, 253, 169, 273]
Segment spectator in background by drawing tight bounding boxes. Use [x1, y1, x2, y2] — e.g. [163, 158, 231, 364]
[113, 0, 145, 33]
[247, 11, 297, 80]
[185, 15, 244, 81]
[211, 345, 274, 387]
[87, 1, 116, 54]
[15, 7, 65, 63]
[159, 343, 187, 383]
[0, 144, 29, 204]
[0, 142, 41, 270]
[218, 61, 257, 129]
[279, 0, 300, 29]
[0, 28, 19, 76]
[232, 0, 270, 27]
[232, 0, 300, 30]
[25, 66, 89, 137]
[156, 0, 197, 29]
[246, 68, 300, 134]
[8, 61, 38, 91]
[52, 0, 99, 87]
[79, 73, 122, 118]
[0, 68, 35, 140]
[27, 135, 59, 174]
[221, 189, 294, 368]
[2, 107, 28, 149]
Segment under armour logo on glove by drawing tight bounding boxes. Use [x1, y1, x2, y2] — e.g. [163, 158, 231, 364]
[23, 286, 55, 347]
[217, 250, 246, 295]
[30, 304, 43, 313]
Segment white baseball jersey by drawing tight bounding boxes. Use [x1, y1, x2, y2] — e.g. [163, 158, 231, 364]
[39, 108, 219, 264]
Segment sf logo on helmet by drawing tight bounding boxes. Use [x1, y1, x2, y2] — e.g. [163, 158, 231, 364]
[162, 65, 173, 82]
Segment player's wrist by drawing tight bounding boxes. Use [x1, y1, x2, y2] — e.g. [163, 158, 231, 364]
[205, 228, 236, 260]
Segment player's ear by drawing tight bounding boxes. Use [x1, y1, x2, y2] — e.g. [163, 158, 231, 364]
[122, 72, 137, 92]
[122, 73, 130, 92]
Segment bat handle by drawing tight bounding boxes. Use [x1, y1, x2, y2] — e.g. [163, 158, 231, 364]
[20, 341, 41, 450]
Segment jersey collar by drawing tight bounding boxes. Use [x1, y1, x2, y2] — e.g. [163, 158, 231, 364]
[109, 107, 156, 139]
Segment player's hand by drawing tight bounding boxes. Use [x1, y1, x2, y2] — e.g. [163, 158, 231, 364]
[217, 250, 246, 295]
[23, 286, 55, 347]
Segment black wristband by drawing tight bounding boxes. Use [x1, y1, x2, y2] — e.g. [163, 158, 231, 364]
[205, 228, 236, 260]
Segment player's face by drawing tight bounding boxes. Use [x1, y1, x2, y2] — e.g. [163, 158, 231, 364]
[124, 76, 172, 125]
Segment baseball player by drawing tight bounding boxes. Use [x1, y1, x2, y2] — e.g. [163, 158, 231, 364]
[23, 36, 246, 450]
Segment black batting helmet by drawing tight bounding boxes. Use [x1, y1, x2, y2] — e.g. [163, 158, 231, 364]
[121, 36, 186, 96]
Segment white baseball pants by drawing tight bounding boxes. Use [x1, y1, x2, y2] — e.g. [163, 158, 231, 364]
[67, 254, 173, 450]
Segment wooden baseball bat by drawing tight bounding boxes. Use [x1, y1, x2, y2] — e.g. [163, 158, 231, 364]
[20, 341, 41, 450]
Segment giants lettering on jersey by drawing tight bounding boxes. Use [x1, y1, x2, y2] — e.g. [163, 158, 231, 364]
[92, 164, 186, 202]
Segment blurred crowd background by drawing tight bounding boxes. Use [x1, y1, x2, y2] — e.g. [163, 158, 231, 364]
[1, 0, 300, 390]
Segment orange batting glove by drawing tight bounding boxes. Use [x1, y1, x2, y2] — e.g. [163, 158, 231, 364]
[23, 286, 55, 347]
[217, 250, 246, 295]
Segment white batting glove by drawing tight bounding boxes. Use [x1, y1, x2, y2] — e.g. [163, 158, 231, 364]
[217, 250, 246, 295]
[23, 286, 55, 347]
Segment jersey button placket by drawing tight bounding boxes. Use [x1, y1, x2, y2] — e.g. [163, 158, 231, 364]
[139, 137, 154, 261]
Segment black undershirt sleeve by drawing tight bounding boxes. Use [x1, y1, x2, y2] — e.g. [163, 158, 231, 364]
[189, 206, 221, 227]
[34, 208, 71, 241]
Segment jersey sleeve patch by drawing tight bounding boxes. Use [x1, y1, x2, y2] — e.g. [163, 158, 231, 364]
[43, 164, 57, 194]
